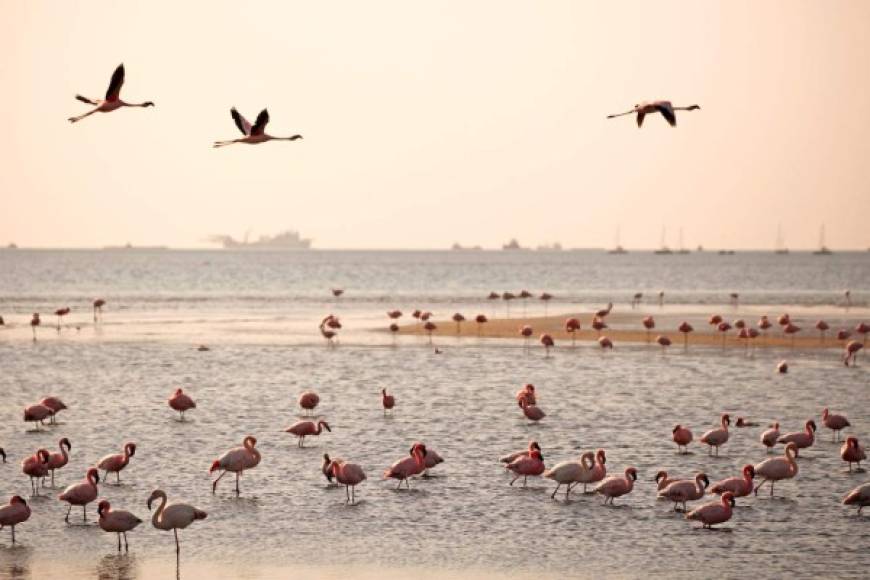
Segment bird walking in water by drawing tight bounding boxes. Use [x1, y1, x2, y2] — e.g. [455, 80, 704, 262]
[381, 389, 395, 415]
[843, 483, 870, 515]
[93, 299, 106, 322]
[97, 442, 137, 485]
[97, 500, 142, 552]
[328, 458, 367, 504]
[68, 64, 154, 123]
[285, 420, 331, 447]
[841, 437, 866, 472]
[506, 448, 545, 487]
[210, 436, 261, 495]
[594, 467, 637, 505]
[0, 496, 31, 544]
[672, 425, 693, 454]
[46, 437, 72, 487]
[384, 443, 428, 489]
[700, 414, 730, 456]
[686, 492, 735, 529]
[168, 388, 196, 421]
[777, 420, 816, 456]
[607, 101, 700, 127]
[147, 489, 207, 554]
[213, 108, 302, 148]
[822, 408, 850, 442]
[710, 465, 755, 498]
[754, 442, 799, 496]
[58, 468, 100, 523]
[21, 449, 50, 495]
[760, 422, 781, 453]
[40, 396, 67, 425]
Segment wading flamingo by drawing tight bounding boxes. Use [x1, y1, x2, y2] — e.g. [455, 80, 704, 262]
[168, 388, 196, 421]
[520, 398, 545, 422]
[59, 467, 100, 522]
[22, 449, 50, 495]
[213, 108, 302, 147]
[540, 292, 553, 317]
[761, 422, 781, 452]
[594, 467, 637, 505]
[544, 452, 591, 499]
[754, 442, 798, 496]
[678, 321, 693, 348]
[815, 320, 829, 343]
[518, 290, 533, 316]
[502, 292, 516, 318]
[46, 437, 71, 487]
[423, 321, 437, 344]
[822, 408, 850, 441]
[93, 299, 106, 322]
[506, 448, 545, 487]
[686, 492, 735, 529]
[322, 454, 337, 483]
[499, 441, 541, 464]
[598, 336, 614, 350]
[452, 313, 466, 334]
[210, 436, 261, 494]
[571, 449, 607, 494]
[700, 414, 730, 456]
[329, 459, 367, 504]
[0, 496, 31, 544]
[147, 489, 207, 554]
[97, 500, 142, 552]
[777, 420, 816, 456]
[642, 316, 655, 342]
[658, 473, 710, 512]
[844, 340, 863, 366]
[30, 313, 40, 341]
[672, 425, 693, 454]
[23, 404, 52, 431]
[777, 360, 789, 374]
[40, 396, 67, 425]
[592, 318, 607, 337]
[843, 483, 870, 514]
[540, 333, 554, 357]
[515, 384, 536, 408]
[68, 64, 154, 123]
[595, 302, 613, 319]
[520, 325, 533, 350]
[565, 318, 581, 346]
[656, 335, 671, 351]
[475, 314, 488, 336]
[97, 442, 137, 484]
[381, 389, 395, 415]
[840, 437, 865, 472]
[285, 420, 331, 448]
[298, 392, 320, 415]
[710, 465, 755, 497]
[384, 443, 427, 489]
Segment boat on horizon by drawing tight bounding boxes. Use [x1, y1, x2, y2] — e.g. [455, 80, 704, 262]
[608, 226, 628, 254]
[208, 230, 312, 250]
[813, 224, 833, 255]
[502, 238, 528, 251]
[653, 226, 673, 254]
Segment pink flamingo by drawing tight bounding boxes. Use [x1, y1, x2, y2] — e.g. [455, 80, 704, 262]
[68, 64, 154, 123]
[678, 321, 693, 348]
[518, 290, 533, 316]
[540, 292, 553, 317]
[97, 442, 137, 484]
[844, 340, 863, 366]
[594, 467, 637, 505]
[506, 448, 545, 487]
[147, 489, 207, 554]
[23, 403, 52, 431]
[329, 459, 367, 504]
[686, 492, 735, 529]
[93, 298, 106, 322]
[815, 320, 830, 343]
[499, 441, 541, 464]
[855, 322, 870, 347]
[843, 483, 870, 514]
[642, 316, 655, 342]
[544, 452, 592, 499]
[737, 327, 751, 353]
[716, 321, 732, 348]
[515, 384, 536, 408]
[387, 310, 402, 320]
[502, 292, 516, 317]
[210, 435, 261, 494]
[837, 328, 852, 343]
[59, 467, 100, 522]
[822, 408, 850, 441]
[423, 321, 437, 344]
[658, 473, 710, 511]
[168, 388, 196, 421]
[540, 333, 554, 357]
[452, 313, 466, 334]
[570, 449, 607, 493]
[46, 437, 72, 487]
[656, 335, 671, 351]
[565, 318, 581, 346]
[598, 336, 613, 350]
[777, 313, 790, 331]
[30, 313, 40, 341]
[760, 422, 781, 452]
[285, 420, 331, 447]
[381, 389, 395, 415]
[710, 465, 755, 497]
[754, 442, 798, 496]
[595, 302, 613, 319]
[54, 307, 70, 331]
[672, 425, 693, 454]
[331, 288, 344, 298]
[475, 314, 488, 336]
[97, 500, 142, 552]
[319, 315, 338, 347]
[389, 322, 400, 342]
[0, 496, 31, 544]
[384, 442, 427, 489]
[733, 319, 746, 330]
[607, 101, 700, 127]
[777, 420, 816, 455]
[298, 391, 320, 415]
[520, 398, 545, 422]
[322, 454, 337, 483]
[841, 437, 866, 472]
[487, 292, 499, 317]
[700, 414, 730, 456]
[591, 317, 608, 337]
[412, 310, 422, 320]
[783, 322, 801, 347]
[21, 449, 50, 495]
[709, 314, 723, 327]
[758, 316, 772, 342]
[520, 325, 533, 350]
[40, 396, 67, 425]
[777, 360, 789, 374]
[655, 471, 679, 491]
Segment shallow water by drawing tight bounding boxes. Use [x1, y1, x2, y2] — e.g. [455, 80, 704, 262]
[0, 250, 869, 579]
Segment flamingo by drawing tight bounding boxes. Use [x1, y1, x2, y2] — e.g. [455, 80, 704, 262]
[710, 465, 755, 498]
[700, 414, 730, 456]
[423, 321, 437, 344]
[843, 340, 863, 366]
[502, 292, 516, 318]
[329, 459, 367, 504]
[298, 391, 320, 415]
[822, 408, 850, 441]
[592, 318, 608, 337]
[658, 290, 665, 307]
[97, 500, 142, 552]
[856, 321, 870, 347]
[571, 449, 606, 493]
[631, 292, 643, 308]
[39, 396, 67, 425]
[23, 403, 52, 431]
[46, 437, 72, 487]
[331, 288, 344, 298]
[285, 420, 331, 448]
[658, 473, 710, 511]
[709, 314, 723, 327]
[319, 316, 338, 347]
[30, 313, 40, 341]
[672, 425, 693, 454]
[758, 316, 773, 340]
[777, 360, 789, 374]
[499, 441, 541, 464]
[594, 467, 637, 505]
[519, 398, 545, 422]
[540, 333, 554, 357]
[452, 313, 466, 334]
[844, 289, 852, 308]
[843, 483, 870, 514]
[761, 422, 781, 452]
[97, 442, 137, 484]
[0, 496, 31, 544]
[654, 471, 679, 491]
[595, 302, 613, 319]
[520, 325, 533, 350]
[422, 448, 445, 477]
[168, 388, 196, 421]
[777, 313, 791, 330]
[778, 420, 816, 456]
[147, 489, 207, 554]
[515, 384, 536, 408]
[607, 101, 700, 126]
[387, 310, 402, 320]
[210, 435, 261, 494]
[381, 388, 395, 415]
[213, 108, 302, 147]
[716, 321, 732, 347]
[678, 321, 693, 348]
[322, 454, 337, 483]
[686, 492, 735, 529]
[656, 335, 671, 351]
[544, 452, 592, 499]
[58, 467, 99, 522]
[598, 336, 613, 350]
[841, 437, 866, 472]
[815, 320, 830, 343]
[486, 292, 499, 317]
[754, 442, 799, 496]
[783, 322, 801, 347]
[734, 417, 758, 428]
[518, 290, 533, 316]
[68, 64, 154, 124]
[565, 318, 581, 346]
[93, 298, 106, 322]
[506, 448, 545, 487]
[384, 443, 427, 489]
[642, 316, 655, 341]
[21, 449, 50, 495]
[475, 314, 488, 336]
[540, 292, 553, 317]
[389, 322, 400, 341]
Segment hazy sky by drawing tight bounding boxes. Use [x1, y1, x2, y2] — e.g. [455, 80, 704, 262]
[2, 1, 869, 250]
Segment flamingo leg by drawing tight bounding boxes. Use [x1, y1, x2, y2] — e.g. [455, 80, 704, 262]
[395, 478, 403, 490]
[345, 485, 350, 503]
[174, 528, 180, 553]
[509, 474, 519, 486]
[82, 504, 87, 522]
[51, 470, 55, 487]
[65, 504, 72, 522]
[68, 108, 100, 123]
[234, 472, 240, 494]
[117, 532, 122, 551]
[550, 484, 560, 499]
[124, 532, 129, 552]
[212, 470, 227, 493]
[11, 525, 15, 544]
[117, 471, 121, 485]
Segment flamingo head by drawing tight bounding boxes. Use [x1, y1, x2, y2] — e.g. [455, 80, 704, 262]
[319, 421, 331, 432]
[125, 442, 137, 457]
[722, 413, 731, 426]
[672, 424, 682, 434]
[10, 496, 26, 506]
[529, 449, 544, 461]
[142, 101, 155, 107]
[175, 388, 184, 395]
[821, 408, 829, 420]
[146, 490, 162, 510]
[686, 105, 701, 111]
[654, 470, 667, 484]
[38, 449, 50, 464]
[525, 384, 535, 393]
[846, 437, 859, 449]
[806, 420, 817, 433]
[722, 491, 735, 507]
[698, 473, 710, 489]
[529, 441, 541, 452]
[245, 436, 258, 448]
[625, 467, 638, 481]
[597, 449, 606, 464]
[210, 460, 221, 473]
[87, 468, 100, 485]
[97, 500, 110, 517]
[61, 437, 72, 451]
[743, 465, 756, 479]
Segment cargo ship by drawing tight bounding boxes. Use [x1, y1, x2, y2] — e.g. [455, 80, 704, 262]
[208, 230, 312, 250]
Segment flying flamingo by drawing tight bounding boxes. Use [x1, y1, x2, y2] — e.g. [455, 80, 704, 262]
[841, 437, 866, 472]
[423, 321, 437, 344]
[384, 443, 427, 489]
[822, 408, 850, 442]
[844, 340, 863, 366]
[329, 459, 367, 504]
[777, 420, 816, 456]
[168, 388, 196, 421]
[598, 336, 613, 350]
[760, 422, 781, 452]
[540, 333, 554, 357]
[285, 420, 331, 447]
[595, 302, 613, 319]
[30, 313, 40, 341]
[642, 316, 655, 342]
[452, 313, 466, 334]
[815, 320, 830, 344]
[40, 396, 67, 425]
[843, 483, 870, 514]
[520, 325, 533, 350]
[97, 500, 142, 552]
[58, 467, 100, 522]
[147, 489, 207, 554]
[700, 414, 730, 456]
[298, 391, 320, 415]
[594, 467, 637, 505]
[505, 448, 545, 487]
[0, 496, 31, 544]
[97, 442, 137, 484]
[754, 442, 799, 496]
[686, 492, 735, 529]
[570, 449, 607, 494]
[607, 101, 700, 127]
[21, 449, 50, 495]
[672, 425, 693, 454]
[381, 389, 395, 415]
[658, 473, 710, 512]
[93, 299, 106, 322]
[540, 292, 553, 317]
[519, 398, 545, 422]
[591, 318, 608, 337]
[210, 435, 261, 495]
[475, 314, 488, 336]
[46, 437, 72, 487]
[678, 321, 693, 348]
[68, 64, 155, 123]
[565, 318, 580, 346]
[499, 441, 541, 464]
[213, 108, 302, 147]
[710, 465, 755, 498]
[515, 384, 536, 408]
[23, 403, 52, 431]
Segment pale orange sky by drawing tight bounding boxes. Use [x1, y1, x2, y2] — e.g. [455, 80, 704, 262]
[2, 1, 869, 250]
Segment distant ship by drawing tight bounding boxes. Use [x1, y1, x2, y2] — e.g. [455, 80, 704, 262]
[718, 249, 736, 255]
[774, 223, 789, 255]
[103, 243, 168, 250]
[653, 226, 672, 255]
[5, 243, 17, 249]
[536, 242, 563, 251]
[608, 226, 628, 254]
[209, 230, 312, 250]
[813, 224, 833, 255]
[451, 242, 483, 251]
[502, 238, 528, 251]
[676, 228, 690, 254]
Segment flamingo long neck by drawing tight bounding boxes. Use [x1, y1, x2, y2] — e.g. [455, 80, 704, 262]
[60, 443, 69, 461]
[580, 452, 594, 470]
[315, 423, 324, 435]
[88, 472, 98, 489]
[413, 449, 425, 468]
[151, 494, 167, 528]
[245, 439, 261, 463]
[785, 447, 798, 475]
